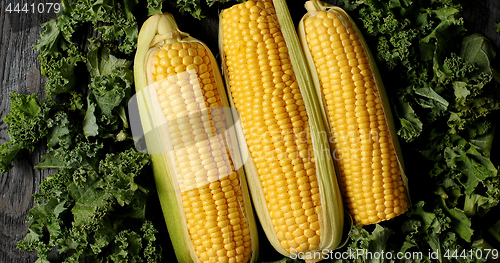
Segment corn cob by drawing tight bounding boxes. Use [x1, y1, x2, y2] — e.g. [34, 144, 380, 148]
[134, 13, 258, 263]
[298, 0, 410, 225]
[220, 0, 344, 259]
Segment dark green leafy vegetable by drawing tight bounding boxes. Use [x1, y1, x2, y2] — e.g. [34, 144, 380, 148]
[0, 0, 182, 261]
[0, 93, 53, 173]
[18, 149, 160, 262]
[146, 0, 244, 19]
[333, 0, 500, 261]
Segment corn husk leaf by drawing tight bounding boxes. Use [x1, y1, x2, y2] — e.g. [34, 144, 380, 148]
[134, 12, 259, 263]
[297, 0, 412, 217]
[219, 0, 345, 259]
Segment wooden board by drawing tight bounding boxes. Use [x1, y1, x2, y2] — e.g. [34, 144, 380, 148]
[1, 0, 499, 262]
[1, 1, 57, 262]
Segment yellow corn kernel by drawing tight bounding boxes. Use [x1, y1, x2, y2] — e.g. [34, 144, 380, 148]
[150, 42, 253, 263]
[302, 6, 408, 225]
[221, 0, 323, 254]
[130, 9, 262, 260]
[152, 42, 252, 262]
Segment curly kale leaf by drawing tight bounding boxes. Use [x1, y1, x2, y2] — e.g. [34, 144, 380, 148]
[442, 136, 498, 195]
[146, 0, 168, 15]
[33, 0, 138, 98]
[460, 34, 496, 76]
[0, 143, 23, 174]
[395, 95, 423, 142]
[35, 170, 71, 203]
[32, 16, 77, 59]
[146, 0, 243, 19]
[0, 93, 54, 173]
[106, 221, 161, 263]
[377, 28, 418, 70]
[396, 34, 498, 137]
[84, 43, 134, 139]
[16, 197, 69, 259]
[347, 224, 396, 262]
[5, 0, 164, 262]
[141, 221, 162, 263]
[18, 149, 157, 262]
[335, 0, 500, 261]
[62, 0, 139, 55]
[444, 35, 499, 131]
[3, 93, 46, 149]
[0, 93, 97, 173]
[383, 201, 483, 263]
[422, 125, 499, 215]
[36, 138, 104, 172]
[83, 101, 99, 138]
[98, 149, 150, 207]
[33, 19, 84, 97]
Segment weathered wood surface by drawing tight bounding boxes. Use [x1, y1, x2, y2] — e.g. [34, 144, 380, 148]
[1, 1, 57, 262]
[1, 0, 499, 262]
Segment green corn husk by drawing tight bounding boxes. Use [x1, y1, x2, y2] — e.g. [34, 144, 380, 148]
[134, 12, 259, 263]
[219, 1, 345, 261]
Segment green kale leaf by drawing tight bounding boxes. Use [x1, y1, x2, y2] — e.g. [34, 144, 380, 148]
[3, 1, 164, 261]
[0, 93, 54, 173]
[337, 0, 500, 261]
[18, 149, 159, 263]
